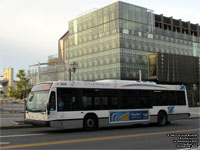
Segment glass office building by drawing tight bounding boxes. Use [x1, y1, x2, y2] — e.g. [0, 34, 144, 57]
[65, 1, 199, 81]
[66, 2, 153, 81]
[29, 1, 200, 106]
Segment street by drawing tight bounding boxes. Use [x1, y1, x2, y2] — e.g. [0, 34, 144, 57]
[0, 118, 199, 149]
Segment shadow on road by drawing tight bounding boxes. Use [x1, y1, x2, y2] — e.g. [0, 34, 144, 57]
[33, 122, 179, 134]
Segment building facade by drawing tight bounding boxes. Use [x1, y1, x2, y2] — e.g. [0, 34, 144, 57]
[28, 32, 68, 85]
[29, 1, 200, 106]
[3, 68, 14, 87]
[65, 2, 199, 81]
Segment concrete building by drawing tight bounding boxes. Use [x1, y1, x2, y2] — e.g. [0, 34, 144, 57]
[3, 68, 14, 87]
[29, 1, 200, 106]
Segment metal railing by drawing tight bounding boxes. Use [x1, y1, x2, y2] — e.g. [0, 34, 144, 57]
[48, 54, 58, 59]
[0, 102, 25, 113]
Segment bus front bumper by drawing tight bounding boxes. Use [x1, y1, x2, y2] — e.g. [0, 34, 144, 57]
[24, 119, 50, 127]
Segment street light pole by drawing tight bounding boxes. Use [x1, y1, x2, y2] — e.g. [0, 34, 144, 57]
[68, 68, 72, 81]
[68, 61, 78, 81]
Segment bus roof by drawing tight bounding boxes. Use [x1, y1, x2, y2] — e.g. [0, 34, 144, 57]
[46, 80, 185, 91]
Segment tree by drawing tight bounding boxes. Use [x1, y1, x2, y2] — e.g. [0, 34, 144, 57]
[8, 86, 17, 97]
[15, 70, 30, 99]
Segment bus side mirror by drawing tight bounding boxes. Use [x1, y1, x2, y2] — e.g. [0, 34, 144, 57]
[47, 103, 50, 115]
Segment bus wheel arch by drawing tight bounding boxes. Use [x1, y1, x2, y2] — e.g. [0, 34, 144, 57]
[83, 113, 98, 131]
[157, 110, 168, 126]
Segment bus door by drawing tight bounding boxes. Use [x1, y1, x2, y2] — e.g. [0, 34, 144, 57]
[48, 91, 57, 120]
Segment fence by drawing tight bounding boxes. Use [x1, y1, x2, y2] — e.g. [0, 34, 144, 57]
[0, 103, 25, 113]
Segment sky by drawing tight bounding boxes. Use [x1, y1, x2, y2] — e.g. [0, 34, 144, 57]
[0, 0, 199, 80]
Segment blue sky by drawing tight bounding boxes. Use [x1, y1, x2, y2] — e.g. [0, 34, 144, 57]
[0, 0, 199, 79]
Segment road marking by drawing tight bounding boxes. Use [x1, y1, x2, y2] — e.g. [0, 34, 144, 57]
[0, 133, 45, 138]
[1, 128, 199, 149]
[0, 142, 10, 145]
[1, 118, 23, 119]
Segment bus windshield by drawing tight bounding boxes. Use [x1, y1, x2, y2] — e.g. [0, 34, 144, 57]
[27, 91, 49, 112]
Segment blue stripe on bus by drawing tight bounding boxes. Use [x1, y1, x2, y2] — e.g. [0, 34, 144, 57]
[180, 85, 185, 91]
[168, 106, 175, 114]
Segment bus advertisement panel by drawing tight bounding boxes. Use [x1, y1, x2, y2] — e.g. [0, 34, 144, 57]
[109, 110, 149, 123]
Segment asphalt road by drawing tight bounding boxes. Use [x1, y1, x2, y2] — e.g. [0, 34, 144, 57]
[0, 118, 199, 150]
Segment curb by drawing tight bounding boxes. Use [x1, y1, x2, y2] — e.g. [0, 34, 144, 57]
[0, 120, 50, 129]
[188, 117, 200, 119]
[0, 121, 37, 129]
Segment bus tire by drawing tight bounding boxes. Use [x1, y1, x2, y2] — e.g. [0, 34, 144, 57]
[83, 115, 98, 131]
[157, 111, 168, 126]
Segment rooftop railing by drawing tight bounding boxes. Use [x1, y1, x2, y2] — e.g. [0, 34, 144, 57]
[154, 27, 200, 43]
[48, 54, 58, 59]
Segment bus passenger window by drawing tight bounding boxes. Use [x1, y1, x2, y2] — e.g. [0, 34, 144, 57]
[94, 97, 100, 106]
[126, 97, 138, 109]
[111, 97, 118, 109]
[82, 96, 87, 108]
[160, 92, 168, 106]
[168, 92, 176, 105]
[49, 91, 56, 111]
[57, 88, 79, 111]
[102, 97, 108, 105]
[177, 92, 186, 105]
[82, 96, 92, 110]
[58, 96, 64, 111]
[102, 97, 109, 109]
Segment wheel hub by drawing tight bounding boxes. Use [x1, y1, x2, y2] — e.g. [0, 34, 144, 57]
[87, 119, 94, 127]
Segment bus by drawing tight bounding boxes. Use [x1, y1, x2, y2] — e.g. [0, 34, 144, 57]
[25, 80, 190, 130]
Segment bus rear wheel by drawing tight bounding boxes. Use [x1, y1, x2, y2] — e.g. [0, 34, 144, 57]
[84, 115, 98, 131]
[157, 111, 168, 126]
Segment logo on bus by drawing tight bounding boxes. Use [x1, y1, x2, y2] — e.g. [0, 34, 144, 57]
[168, 106, 175, 114]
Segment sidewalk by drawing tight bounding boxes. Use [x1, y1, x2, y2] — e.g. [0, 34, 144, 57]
[188, 107, 200, 118]
[0, 107, 199, 129]
[0, 113, 32, 129]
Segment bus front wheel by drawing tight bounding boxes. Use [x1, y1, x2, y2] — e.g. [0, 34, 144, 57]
[157, 111, 168, 126]
[84, 115, 98, 131]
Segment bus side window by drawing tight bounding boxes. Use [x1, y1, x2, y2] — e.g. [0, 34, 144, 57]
[126, 97, 138, 109]
[138, 90, 152, 108]
[102, 97, 109, 109]
[111, 97, 118, 109]
[49, 91, 56, 111]
[177, 92, 186, 105]
[160, 91, 168, 106]
[152, 91, 161, 106]
[82, 96, 92, 110]
[168, 91, 176, 105]
[57, 88, 79, 111]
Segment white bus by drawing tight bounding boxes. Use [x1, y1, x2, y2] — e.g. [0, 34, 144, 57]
[25, 80, 190, 130]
